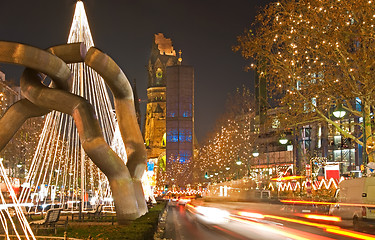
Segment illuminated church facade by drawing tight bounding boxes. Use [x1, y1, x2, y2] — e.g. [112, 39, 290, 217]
[143, 33, 194, 187]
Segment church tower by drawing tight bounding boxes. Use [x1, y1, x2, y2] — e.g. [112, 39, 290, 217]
[144, 33, 178, 161]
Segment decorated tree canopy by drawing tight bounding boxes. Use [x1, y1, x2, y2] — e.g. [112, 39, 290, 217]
[195, 86, 256, 182]
[235, 0, 375, 162]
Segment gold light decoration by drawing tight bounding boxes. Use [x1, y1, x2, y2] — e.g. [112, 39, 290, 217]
[234, 0, 375, 163]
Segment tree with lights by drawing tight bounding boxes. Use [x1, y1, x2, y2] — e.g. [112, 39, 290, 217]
[195, 86, 256, 183]
[235, 0, 375, 164]
[0, 80, 44, 177]
[1, 118, 44, 177]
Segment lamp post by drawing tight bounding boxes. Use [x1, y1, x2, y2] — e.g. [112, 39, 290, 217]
[225, 167, 230, 181]
[333, 103, 367, 176]
[250, 150, 259, 177]
[252, 150, 259, 157]
[279, 136, 288, 145]
[361, 102, 368, 177]
[16, 163, 22, 176]
[236, 158, 242, 179]
[333, 104, 346, 118]
[333, 103, 368, 176]
[332, 104, 347, 179]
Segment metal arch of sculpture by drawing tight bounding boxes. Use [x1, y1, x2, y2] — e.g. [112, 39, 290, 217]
[0, 41, 148, 224]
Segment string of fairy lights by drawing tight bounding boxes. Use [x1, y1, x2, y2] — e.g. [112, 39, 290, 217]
[0, 159, 35, 239]
[19, 1, 123, 210]
[195, 87, 256, 183]
[235, 0, 375, 151]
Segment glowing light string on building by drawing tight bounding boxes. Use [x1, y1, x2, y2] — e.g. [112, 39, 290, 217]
[19, 1, 125, 210]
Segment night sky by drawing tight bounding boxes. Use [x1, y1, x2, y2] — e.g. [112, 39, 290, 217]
[0, 0, 272, 142]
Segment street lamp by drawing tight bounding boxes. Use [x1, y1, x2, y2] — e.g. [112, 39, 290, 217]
[279, 136, 288, 145]
[235, 157, 242, 180]
[252, 150, 259, 157]
[16, 163, 22, 179]
[332, 103, 367, 176]
[249, 150, 259, 177]
[333, 103, 346, 118]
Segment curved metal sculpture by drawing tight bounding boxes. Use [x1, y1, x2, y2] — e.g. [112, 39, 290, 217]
[0, 41, 147, 224]
[84, 48, 148, 215]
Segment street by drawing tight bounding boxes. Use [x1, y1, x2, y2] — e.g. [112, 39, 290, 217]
[162, 200, 375, 240]
[164, 202, 238, 240]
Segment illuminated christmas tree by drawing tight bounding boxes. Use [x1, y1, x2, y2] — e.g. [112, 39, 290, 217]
[19, 1, 125, 209]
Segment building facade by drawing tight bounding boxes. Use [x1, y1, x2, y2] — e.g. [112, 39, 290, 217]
[254, 105, 361, 179]
[144, 33, 178, 161]
[143, 34, 195, 188]
[0, 71, 44, 178]
[166, 65, 194, 187]
[0, 71, 20, 115]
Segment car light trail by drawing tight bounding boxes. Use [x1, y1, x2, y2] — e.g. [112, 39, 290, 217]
[263, 214, 375, 239]
[230, 216, 334, 240]
[281, 200, 375, 208]
[212, 225, 249, 240]
[325, 227, 375, 240]
[300, 214, 341, 222]
[194, 206, 230, 224]
[238, 211, 265, 219]
[190, 203, 375, 239]
[264, 214, 339, 229]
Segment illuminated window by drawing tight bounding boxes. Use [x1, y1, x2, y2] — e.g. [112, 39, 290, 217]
[356, 97, 361, 111]
[155, 68, 163, 79]
[179, 129, 185, 142]
[145, 139, 150, 148]
[272, 117, 280, 129]
[311, 98, 316, 112]
[296, 80, 301, 90]
[155, 68, 163, 85]
[186, 129, 192, 142]
[161, 133, 166, 147]
[167, 129, 178, 143]
[179, 151, 191, 163]
[183, 111, 191, 117]
[147, 161, 155, 171]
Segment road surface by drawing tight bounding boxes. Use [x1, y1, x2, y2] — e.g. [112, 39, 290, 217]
[162, 200, 375, 240]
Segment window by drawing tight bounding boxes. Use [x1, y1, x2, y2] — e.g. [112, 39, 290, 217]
[356, 97, 362, 111]
[305, 127, 311, 138]
[167, 129, 178, 143]
[179, 129, 185, 142]
[272, 117, 280, 129]
[186, 129, 192, 142]
[304, 140, 311, 150]
[311, 98, 316, 112]
[155, 68, 163, 85]
[179, 151, 191, 164]
[296, 80, 301, 90]
[161, 133, 166, 147]
[155, 68, 163, 79]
